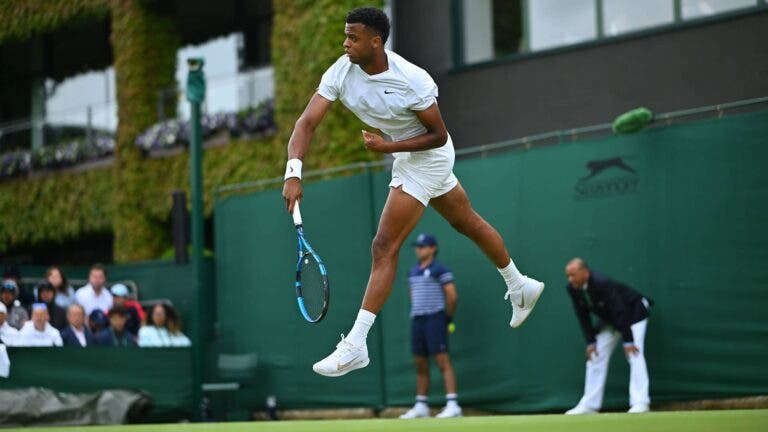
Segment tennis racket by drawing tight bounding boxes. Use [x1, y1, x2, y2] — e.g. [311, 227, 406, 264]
[292, 201, 330, 323]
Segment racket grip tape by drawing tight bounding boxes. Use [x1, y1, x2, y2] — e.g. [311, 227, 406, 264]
[292, 201, 303, 226]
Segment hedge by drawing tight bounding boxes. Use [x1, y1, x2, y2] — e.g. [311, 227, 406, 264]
[0, 0, 109, 44]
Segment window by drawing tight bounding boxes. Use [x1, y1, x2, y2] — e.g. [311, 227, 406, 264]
[681, 0, 758, 19]
[460, 0, 524, 64]
[528, 0, 596, 51]
[603, 0, 674, 36]
[455, 0, 764, 66]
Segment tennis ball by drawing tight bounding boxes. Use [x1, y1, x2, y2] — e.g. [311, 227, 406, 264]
[448, 322, 456, 334]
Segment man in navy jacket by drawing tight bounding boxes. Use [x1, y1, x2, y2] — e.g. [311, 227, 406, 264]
[564, 258, 652, 414]
[60, 304, 96, 347]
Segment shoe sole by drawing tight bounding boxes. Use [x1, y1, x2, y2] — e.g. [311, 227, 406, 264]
[313, 357, 370, 377]
[510, 281, 545, 328]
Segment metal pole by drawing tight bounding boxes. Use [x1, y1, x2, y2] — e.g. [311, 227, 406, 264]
[186, 57, 206, 421]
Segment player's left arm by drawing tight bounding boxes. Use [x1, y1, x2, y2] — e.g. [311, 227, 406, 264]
[362, 102, 448, 153]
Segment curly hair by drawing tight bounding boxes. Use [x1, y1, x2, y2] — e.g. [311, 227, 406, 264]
[346, 7, 390, 44]
[152, 302, 184, 334]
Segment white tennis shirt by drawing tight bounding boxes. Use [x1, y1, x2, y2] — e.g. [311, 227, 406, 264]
[317, 49, 444, 160]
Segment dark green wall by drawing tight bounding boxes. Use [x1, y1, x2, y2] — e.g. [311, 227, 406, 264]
[213, 110, 768, 412]
[0, 348, 193, 420]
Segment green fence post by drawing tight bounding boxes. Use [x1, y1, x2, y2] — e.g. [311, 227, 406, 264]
[186, 57, 206, 420]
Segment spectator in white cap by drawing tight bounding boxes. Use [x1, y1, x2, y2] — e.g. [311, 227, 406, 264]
[0, 302, 20, 346]
[17, 303, 63, 347]
[1, 279, 28, 330]
[110, 283, 145, 335]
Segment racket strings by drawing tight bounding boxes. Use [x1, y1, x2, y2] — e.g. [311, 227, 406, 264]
[299, 253, 327, 319]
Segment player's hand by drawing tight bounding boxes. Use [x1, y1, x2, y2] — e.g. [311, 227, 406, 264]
[623, 344, 639, 357]
[362, 130, 390, 153]
[586, 344, 598, 360]
[282, 178, 303, 213]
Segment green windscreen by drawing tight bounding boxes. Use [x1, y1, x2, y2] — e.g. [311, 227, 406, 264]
[209, 109, 768, 412]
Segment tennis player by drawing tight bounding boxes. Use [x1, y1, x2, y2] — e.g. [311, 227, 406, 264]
[282, 7, 545, 377]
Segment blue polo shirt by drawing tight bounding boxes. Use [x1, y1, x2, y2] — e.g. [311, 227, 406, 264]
[408, 260, 454, 317]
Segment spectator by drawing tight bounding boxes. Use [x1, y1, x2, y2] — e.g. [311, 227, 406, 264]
[138, 303, 191, 347]
[35, 281, 67, 330]
[17, 303, 63, 347]
[110, 283, 145, 335]
[3, 264, 33, 307]
[88, 309, 110, 335]
[1, 279, 29, 330]
[60, 304, 96, 347]
[0, 303, 20, 346]
[45, 266, 76, 308]
[75, 264, 113, 315]
[96, 305, 137, 347]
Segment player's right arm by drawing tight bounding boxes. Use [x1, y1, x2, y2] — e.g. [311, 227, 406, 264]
[282, 93, 333, 213]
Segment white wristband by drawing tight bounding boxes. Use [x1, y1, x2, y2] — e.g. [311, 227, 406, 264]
[284, 158, 302, 180]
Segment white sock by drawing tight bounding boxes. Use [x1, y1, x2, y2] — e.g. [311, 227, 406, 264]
[416, 395, 428, 407]
[446, 393, 459, 408]
[346, 309, 376, 347]
[498, 258, 525, 293]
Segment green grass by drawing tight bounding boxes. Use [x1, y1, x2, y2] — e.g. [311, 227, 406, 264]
[7, 410, 767, 432]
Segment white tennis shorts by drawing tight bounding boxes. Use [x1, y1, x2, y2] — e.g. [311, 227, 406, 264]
[389, 136, 458, 206]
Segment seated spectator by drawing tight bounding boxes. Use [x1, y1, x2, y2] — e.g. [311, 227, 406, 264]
[35, 281, 67, 331]
[17, 303, 63, 347]
[60, 304, 95, 347]
[88, 309, 110, 335]
[3, 264, 33, 307]
[138, 303, 191, 347]
[96, 305, 137, 347]
[45, 266, 76, 309]
[0, 303, 20, 346]
[110, 283, 145, 335]
[1, 280, 29, 330]
[75, 264, 113, 316]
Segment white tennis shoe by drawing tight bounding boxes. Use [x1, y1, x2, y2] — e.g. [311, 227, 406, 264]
[505, 276, 545, 328]
[628, 404, 650, 413]
[399, 403, 430, 419]
[312, 334, 369, 377]
[436, 404, 462, 418]
[565, 405, 597, 415]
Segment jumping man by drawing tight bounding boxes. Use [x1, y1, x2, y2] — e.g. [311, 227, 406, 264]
[282, 7, 545, 377]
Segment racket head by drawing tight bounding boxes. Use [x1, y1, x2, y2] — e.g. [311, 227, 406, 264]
[295, 239, 329, 323]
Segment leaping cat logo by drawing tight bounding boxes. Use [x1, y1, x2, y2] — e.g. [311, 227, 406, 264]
[580, 157, 636, 181]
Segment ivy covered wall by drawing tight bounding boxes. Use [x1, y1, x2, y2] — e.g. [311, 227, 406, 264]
[0, 0, 381, 262]
[0, 0, 109, 44]
[109, 0, 181, 262]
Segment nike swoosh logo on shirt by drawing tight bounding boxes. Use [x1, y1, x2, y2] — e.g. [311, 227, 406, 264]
[384, 90, 395, 94]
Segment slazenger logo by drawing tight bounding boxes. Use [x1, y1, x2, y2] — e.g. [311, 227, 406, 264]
[574, 156, 639, 200]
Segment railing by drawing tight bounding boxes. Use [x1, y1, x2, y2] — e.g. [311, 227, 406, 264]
[214, 96, 768, 198]
[0, 67, 275, 179]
